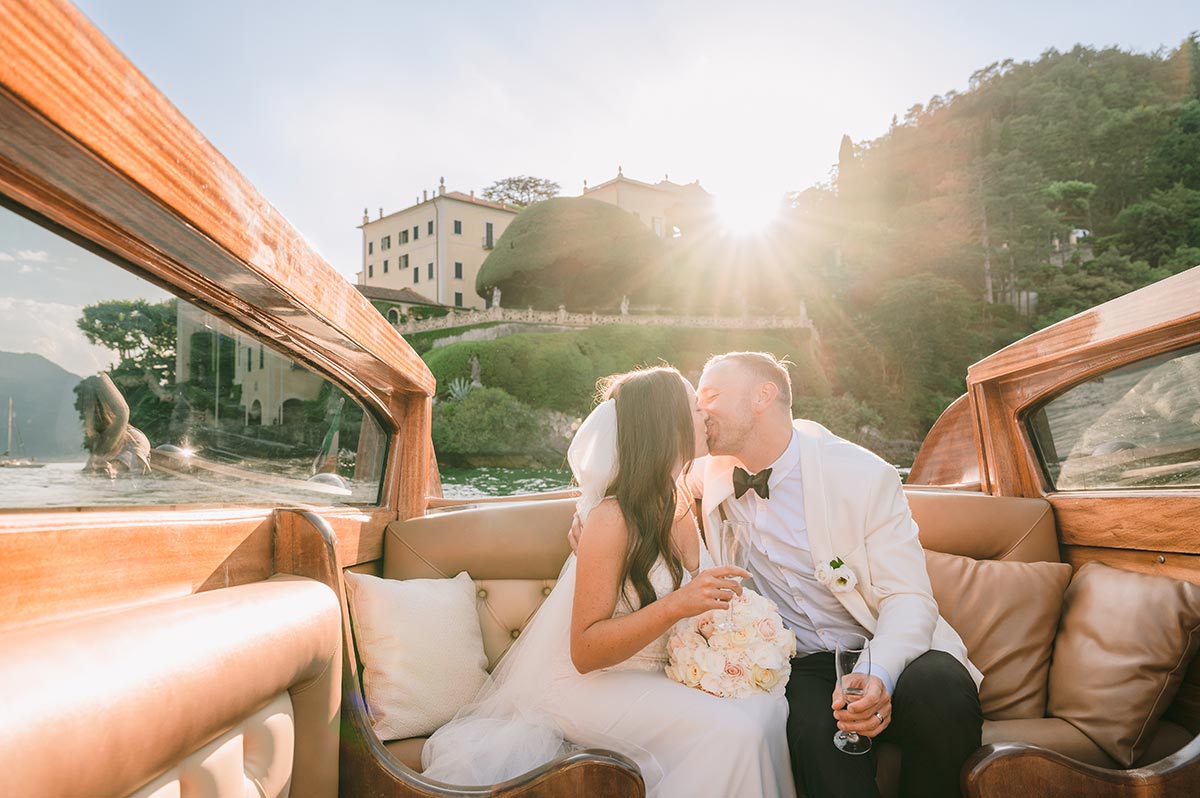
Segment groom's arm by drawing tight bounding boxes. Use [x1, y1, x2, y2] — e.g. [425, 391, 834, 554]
[861, 464, 939, 687]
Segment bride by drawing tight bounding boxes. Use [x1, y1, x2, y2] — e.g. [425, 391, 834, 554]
[421, 366, 795, 798]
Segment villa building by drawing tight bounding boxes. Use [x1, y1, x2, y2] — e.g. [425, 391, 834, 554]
[354, 285, 446, 326]
[357, 179, 519, 309]
[175, 303, 323, 426]
[582, 167, 715, 239]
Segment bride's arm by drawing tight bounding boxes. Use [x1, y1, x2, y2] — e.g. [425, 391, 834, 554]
[570, 500, 743, 674]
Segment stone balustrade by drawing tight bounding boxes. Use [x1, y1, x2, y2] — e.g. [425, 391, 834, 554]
[395, 304, 815, 336]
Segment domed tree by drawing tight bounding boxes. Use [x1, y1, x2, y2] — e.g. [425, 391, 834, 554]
[476, 197, 669, 311]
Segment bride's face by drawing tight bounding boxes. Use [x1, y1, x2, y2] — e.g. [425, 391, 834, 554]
[683, 379, 709, 459]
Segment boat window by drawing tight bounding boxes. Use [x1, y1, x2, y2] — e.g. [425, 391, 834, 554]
[1027, 344, 1200, 491]
[0, 203, 386, 508]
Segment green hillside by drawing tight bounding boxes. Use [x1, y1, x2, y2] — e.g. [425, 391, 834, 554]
[777, 37, 1200, 435]
[0, 352, 85, 459]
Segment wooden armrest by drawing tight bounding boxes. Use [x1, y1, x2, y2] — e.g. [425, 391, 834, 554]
[340, 687, 644, 798]
[963, 734, 1200, 798]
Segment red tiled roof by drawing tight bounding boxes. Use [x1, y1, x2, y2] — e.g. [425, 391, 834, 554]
[355, 284, 444, 307]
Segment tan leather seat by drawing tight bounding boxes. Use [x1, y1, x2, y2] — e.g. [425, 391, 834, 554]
[375, 492, 1194, 796]
[0, 575, 342, 798]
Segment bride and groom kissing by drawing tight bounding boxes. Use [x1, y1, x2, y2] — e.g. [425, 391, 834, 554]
[422, 352, 983, 798]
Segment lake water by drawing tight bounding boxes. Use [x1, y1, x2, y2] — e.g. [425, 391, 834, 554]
[0, 462, 573, 508]
[439, 467, 574, 498]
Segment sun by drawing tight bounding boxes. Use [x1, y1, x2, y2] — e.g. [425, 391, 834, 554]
[715, 194, 781, 236]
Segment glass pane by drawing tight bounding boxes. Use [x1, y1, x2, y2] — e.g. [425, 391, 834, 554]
[0, 203, 387, 508]
[1028, 344, 1200, 490]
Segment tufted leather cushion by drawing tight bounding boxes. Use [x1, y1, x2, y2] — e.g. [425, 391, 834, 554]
[1048, 562, 1200, 766]
[383, 500, 573, 669]
[345, 571, 490, 739]
[925, 550, 1072, 719]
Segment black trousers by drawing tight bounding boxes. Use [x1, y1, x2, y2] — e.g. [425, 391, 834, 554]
[785, 650, 982, 798]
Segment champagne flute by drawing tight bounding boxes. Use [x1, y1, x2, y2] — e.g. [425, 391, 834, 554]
[833, 633, 873, 755]
[716, 520, 749, 630]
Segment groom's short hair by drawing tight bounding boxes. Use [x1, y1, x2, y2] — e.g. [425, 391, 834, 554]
[704, 351, 792, 408]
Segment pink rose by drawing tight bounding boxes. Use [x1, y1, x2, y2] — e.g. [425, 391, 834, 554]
[696, 615, 716, 640]
[723, 659, 747, 681]
[754, 615, 780, 641]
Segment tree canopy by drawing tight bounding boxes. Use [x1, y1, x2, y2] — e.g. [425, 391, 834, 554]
[765, 36, 1200, 434]
[481, 175, 561, 206]
[476, 197, 668, 310]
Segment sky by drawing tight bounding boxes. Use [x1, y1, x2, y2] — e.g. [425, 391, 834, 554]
[0, 0, 1196, 376]
[64, 0, 1200, 279]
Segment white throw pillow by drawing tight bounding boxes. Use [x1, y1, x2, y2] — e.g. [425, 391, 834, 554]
[345, 570, 489, 740]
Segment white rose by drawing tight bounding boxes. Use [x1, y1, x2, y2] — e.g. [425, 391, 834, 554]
[746, 643, 786, 670]
[814, 561, 834, 586]
[700, 672, 727, 696]
[752, 665, 782, 692]
[830, 565, 858, 593]
[684, 661, 704, 687]
[696, 647, 727, 675]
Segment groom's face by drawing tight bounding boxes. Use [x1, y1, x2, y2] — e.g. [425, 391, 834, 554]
[696, 361, 755, 457]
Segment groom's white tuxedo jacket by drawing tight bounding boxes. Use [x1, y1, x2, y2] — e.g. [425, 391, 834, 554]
[691, 419, 983, 689]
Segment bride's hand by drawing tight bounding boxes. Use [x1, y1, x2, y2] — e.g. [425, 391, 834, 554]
[666, 566, 750, 620]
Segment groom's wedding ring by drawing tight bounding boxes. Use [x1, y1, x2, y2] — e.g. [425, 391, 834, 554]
[874, 712, 884, 723]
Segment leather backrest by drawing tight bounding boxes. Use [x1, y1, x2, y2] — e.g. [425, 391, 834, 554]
[381, 492, 1060, 665]
[0, 575, 341, 798]
[384, 499, 575, 667]
[905, 488, 1060, 564]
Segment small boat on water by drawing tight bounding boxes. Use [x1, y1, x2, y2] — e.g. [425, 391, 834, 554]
[0, 397, 44, 469]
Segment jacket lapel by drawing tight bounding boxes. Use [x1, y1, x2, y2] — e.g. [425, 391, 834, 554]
[794, 420, 878, 633]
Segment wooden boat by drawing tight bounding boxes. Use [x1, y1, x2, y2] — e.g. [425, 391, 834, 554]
[0, 1, 1197, 797]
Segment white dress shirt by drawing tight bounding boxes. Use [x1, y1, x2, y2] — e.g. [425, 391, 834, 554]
[724, 430, 894, 693]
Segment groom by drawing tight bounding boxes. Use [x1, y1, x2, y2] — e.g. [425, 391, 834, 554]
[691, 352, 982, 798]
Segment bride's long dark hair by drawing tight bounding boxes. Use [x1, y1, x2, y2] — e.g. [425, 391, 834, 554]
[599, 366, 696, 610]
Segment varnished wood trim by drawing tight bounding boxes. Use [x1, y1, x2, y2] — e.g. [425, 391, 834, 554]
[0, 508, 273, 632]
[1052, 493, 1200, 555]
[397, 394, 433, 522]
[964, 735, 1200, 798]
[908, 394, 981, 487]
[1062, 545, 1200, 586]
[969, 268, 1200, 384]
[0, 0, 433, 402]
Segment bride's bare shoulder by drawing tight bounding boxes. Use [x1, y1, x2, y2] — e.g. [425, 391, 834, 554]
[580, 498, 630, 546]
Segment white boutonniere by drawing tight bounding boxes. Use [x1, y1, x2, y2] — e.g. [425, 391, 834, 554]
[816, 557, 858, 593]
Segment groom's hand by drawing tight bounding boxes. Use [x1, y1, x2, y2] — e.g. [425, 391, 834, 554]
[831, 676, 892, 738]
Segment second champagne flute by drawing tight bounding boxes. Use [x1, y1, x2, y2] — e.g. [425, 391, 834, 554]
[833, 632, 873, 755]
[717, 519, 749, 630]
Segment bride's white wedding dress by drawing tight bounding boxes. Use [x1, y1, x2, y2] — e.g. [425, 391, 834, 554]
[420, 399, 795, 798]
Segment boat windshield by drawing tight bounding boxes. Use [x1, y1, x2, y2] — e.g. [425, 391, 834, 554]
[1027, 343, 1200, 491]
[0, 203, 387, 508]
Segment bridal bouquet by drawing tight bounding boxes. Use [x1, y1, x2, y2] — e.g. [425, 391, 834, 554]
[665, 589, 797, 698]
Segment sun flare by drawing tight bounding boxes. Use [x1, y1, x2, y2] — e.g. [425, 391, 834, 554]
[715, 194, 781, 236]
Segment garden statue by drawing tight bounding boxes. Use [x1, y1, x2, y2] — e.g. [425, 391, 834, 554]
[469, 354, 483, 387]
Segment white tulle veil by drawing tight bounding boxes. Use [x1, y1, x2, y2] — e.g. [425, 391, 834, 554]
[420, 400, 663, 788]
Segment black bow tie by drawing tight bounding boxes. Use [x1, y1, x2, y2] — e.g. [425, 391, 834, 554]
[733, 466, 772, 500]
